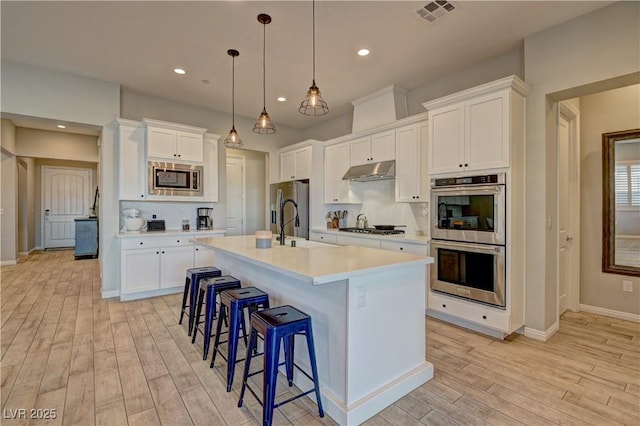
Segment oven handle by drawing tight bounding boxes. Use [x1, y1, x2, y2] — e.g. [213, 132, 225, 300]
[431, 185, 504, 194]
[432, 240, 505, 253]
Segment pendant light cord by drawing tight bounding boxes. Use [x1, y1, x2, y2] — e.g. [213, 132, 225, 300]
[312, 0, 316, 82]
[232, 55, 236, 127]
[262, 20, 266, 109]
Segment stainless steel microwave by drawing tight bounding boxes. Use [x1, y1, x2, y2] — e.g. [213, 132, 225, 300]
[148, 162, 203, 197]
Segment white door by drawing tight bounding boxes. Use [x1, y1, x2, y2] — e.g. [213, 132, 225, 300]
[43, 167, 91, 248]
[557, 102, 580, 316]
[226, 155, 245, 236]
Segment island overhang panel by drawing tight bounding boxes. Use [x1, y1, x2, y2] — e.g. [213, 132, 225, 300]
[192, 235, 434, 425]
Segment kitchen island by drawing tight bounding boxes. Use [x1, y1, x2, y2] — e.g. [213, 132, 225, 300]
[192, 235, 434, 425]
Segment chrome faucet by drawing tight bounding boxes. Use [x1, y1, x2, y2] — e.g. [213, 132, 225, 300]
[279, 198, 300, 245]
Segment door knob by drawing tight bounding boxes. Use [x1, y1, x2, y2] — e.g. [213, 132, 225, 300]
[566, 235, 573, 242]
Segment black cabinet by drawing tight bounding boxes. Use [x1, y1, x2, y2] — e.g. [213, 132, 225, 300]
[74, 217, 98, 259]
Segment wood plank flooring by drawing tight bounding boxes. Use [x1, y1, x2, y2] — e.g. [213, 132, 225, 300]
[1, 250, 639, 425]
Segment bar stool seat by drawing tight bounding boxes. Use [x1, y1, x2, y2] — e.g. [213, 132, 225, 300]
[238, 305, 324, 426]
[179, 266, 222, 336]
[191, 275, 242, 360]
[210, 287, 270, 392]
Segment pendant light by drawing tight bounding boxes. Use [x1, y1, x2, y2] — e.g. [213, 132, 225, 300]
[299, 0, 329, 116]
[224, 49, 243, 148]
[253, 13, 276, 134]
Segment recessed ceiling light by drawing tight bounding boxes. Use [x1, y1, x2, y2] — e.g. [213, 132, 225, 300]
[57, 124, 66, 129]
[174, 68, 186, 75]
[357, 49, 370, 57]
[277, 97, 286, 102]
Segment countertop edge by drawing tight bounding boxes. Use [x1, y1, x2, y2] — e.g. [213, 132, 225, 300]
[116, 229, 226, 238]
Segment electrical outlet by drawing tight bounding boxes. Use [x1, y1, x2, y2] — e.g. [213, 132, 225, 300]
[357, 287, 366, 308]
[623, 280, 633, 292]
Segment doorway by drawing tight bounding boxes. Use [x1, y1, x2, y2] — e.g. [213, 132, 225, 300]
[557, 101, 580, 316]
[42, 166, 92, 248]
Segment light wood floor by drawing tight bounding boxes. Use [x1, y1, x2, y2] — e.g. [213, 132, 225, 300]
[1, 250, 639, 425]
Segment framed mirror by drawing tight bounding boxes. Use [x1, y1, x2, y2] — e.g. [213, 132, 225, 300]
[602, 128, 640, 276]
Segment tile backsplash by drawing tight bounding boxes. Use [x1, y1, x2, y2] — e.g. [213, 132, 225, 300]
[120, 201, 215, 231]
[324, 180, 429, 235]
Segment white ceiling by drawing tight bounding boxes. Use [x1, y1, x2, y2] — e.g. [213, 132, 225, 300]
[1, 1, 611, 133]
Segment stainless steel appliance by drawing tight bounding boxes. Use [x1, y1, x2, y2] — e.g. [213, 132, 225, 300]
[431, 173, 505, 245]
[430, 173, 507, 308]
[148, 162, 203, 197]
[339, 227, 405, 236]
[197, 207, 213, 230]
[270, 180, 309, 239]
[430, 239, 506, 307]
[146, 220, 166, 232]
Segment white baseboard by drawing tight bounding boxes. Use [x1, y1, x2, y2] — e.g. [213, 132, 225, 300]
[1, 260, 17, 266]
[101, 290, 120, 299]
[523, 321, 559, 341]
[580, 304, 640, 323]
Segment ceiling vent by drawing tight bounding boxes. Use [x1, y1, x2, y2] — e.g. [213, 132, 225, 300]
[416, 1, 459, 23]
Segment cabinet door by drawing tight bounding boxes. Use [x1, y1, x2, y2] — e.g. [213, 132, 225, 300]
[370, 130, 395, 162]
[193, 245, 215, 268]
[203, 135, 219, 202]
[176, 131, 204, 163]
[429, 103, 465, 175]
[121, 248, 160, 294]
[160, 245, 194, 289]
[147, 127, 177, 160]
[293, 147, 311, 179]
[380, 241, 428, 256]
[280, 151, 296, 181]
[349, 136, 371, 165]
[395, 123, 422, 202]
[465, 91, 509, 171]
[324, 142, 352, 203]
[118, 123, 146, 200]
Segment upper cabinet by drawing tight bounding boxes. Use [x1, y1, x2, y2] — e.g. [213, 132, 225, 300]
[203, 133, 220, 202]
[423, 76, 529, 176]
[325, 141, 360, 204]
[117, 118, 146, 200]
[350, 130, 395, 165]
[280, 145, 311, 181]
[143, 118, 207, 163]
[395, 121, 428, 202]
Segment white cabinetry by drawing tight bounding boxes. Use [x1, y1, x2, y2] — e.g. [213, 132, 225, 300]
[424, 76, 528, 175]
[280, 146, 311, 181]
[350, 130, 395, 165]
[336, 235, 381, 249]
[117, 119, 146, 200]
[193, 245, 215, 267]
[325, 142, 359, 204]
[203, 134, 219, 202]
[380, 241, 428, 256]
[143, 118, 207, 163]
[395, 121, 427, 202]
[160, 245, 194, 288]
[309, 231, 338, 244]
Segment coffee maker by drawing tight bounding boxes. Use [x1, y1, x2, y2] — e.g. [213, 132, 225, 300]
[197, 207, 213, 230]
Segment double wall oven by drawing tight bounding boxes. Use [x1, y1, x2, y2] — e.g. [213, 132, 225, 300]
[430, 174, 507, 308]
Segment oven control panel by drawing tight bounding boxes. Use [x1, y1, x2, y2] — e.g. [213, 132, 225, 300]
[433, 174, 503, 187]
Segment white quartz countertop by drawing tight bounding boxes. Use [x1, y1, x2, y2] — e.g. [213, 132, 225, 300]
[192, 235, 433, 285]
[312, 228, 430, 244]
[116, 229, 226, 238]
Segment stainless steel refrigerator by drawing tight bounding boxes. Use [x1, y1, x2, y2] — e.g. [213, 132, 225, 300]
[270, 180, 309, 239]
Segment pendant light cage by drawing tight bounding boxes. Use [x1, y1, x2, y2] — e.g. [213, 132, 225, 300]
[254, 13, 276, 134]
[224, 49, 244, 148]
[299, 0, 328, 116]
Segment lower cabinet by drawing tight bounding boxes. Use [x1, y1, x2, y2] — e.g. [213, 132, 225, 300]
[160, 245, 194, 288]
[193, 245, 215, 267]
[121, 247, 161, 295]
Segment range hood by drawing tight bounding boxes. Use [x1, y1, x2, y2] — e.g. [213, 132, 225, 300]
[342, 160, 395, 182]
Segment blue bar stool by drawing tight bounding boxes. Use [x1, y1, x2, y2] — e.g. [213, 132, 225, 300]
[210, 287, 270, 392]
[191, 275, 242, 360]
[237, 305, 324, 426]
[179, 266, 221, 336]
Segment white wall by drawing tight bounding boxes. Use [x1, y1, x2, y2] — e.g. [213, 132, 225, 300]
[524, 1, 640, 331]
[580, 84, 640, 315]
[1, 120, 18, 264]
[16, 128, 99, 162]
[1, 60, 119, 126]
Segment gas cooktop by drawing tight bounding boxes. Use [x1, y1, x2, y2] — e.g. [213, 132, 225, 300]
[339, 227, 405, 235]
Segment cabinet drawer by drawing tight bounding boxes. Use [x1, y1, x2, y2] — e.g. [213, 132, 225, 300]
[380, 241, 427, 256]
[121, 235, 193, 250]
[336, 235, 381, 249]
[428, 291, 510, 332]
[309, 232, 337, 244]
